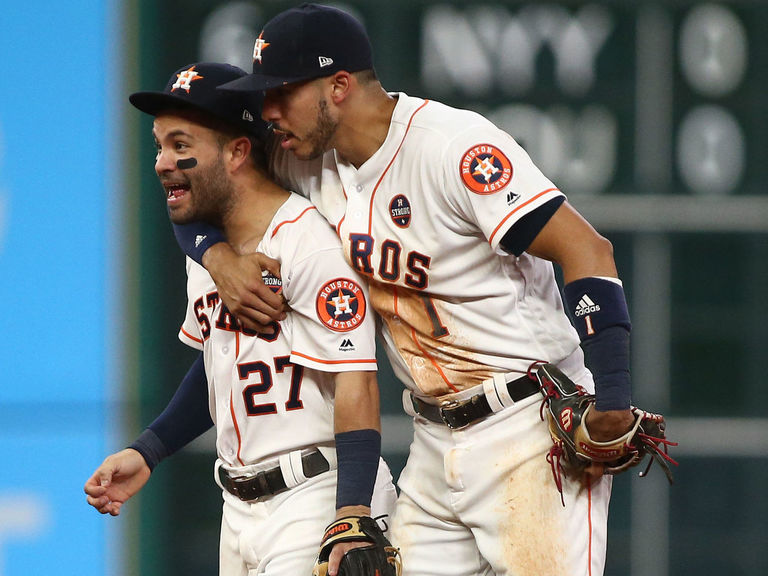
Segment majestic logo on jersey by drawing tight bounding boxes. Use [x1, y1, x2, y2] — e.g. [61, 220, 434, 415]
[262, 270, 283, 294]
[339, 338, 356, 352]
[172, 66, 204, 93]
[316, 278, 367, 332]
[252, 31, 270, 63]
[460, 144, 513, 194]
[389, 195, 412, 228]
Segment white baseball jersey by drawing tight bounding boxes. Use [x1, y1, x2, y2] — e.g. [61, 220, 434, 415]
[179, 193, 377, 467]
[271, 93, 610, 576]
[271, 93, 582, 399]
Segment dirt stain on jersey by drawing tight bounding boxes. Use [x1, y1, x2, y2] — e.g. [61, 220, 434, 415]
[496, 445, 568, 575]
[369, 281, 495, 395]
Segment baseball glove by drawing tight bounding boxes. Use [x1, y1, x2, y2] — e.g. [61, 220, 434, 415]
[313, 516, 401, 576]
[533, 363, 678, 504]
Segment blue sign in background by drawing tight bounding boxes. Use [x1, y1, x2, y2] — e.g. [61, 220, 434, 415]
[0, 2, 117, 575]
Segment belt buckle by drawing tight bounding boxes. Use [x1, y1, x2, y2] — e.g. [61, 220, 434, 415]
[439, 399, 469, 430]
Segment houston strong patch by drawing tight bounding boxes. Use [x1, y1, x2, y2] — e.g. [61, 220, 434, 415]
[316, 278, 367, 332]
[460, 144, 513, 194]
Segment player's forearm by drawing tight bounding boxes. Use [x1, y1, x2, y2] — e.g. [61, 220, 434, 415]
[130, 353, 213, 470]
[333, 370, 381, 433]
[333, 371, 382, 509]
[334, 505, 372, 519]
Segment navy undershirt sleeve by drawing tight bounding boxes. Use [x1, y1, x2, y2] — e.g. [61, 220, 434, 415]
[499, 196, 565, 256]
[130, 353, 213, 470]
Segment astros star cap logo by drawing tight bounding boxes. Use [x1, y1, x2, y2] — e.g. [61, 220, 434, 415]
[171, 66, 204, 93]
[252, 31, 270, 63]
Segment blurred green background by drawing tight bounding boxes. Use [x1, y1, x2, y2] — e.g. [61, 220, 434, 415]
[1, 1, 765, 575]
[124, 2, 768, 575]
[127, 1, 768, 575]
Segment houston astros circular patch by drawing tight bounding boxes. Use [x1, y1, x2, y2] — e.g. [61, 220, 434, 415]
[460, 144, 513, 194]
[316, 278, 367, 332]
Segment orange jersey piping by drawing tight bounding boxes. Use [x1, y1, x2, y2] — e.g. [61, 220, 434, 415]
[270, 205, 318, 238]
[291, 350, 376, 365]
[367, 100, 431, 235]
[180, 326, 203, 344]
[230, 389, 245, 466]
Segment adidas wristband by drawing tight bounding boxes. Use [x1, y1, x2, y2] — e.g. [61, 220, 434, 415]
[563, 277, 632, 411]
[335, 429, 381, 509]
[563, 276, 631, 340]
[582, 325, 632, 411]
[172, 220, 226, 266]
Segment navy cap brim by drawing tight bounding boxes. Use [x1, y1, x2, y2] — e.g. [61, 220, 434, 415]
[129, 91, 204, 116]
[218, 73, 310, 93]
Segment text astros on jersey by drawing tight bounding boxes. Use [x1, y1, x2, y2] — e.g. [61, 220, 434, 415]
[271, 93, 585, 400]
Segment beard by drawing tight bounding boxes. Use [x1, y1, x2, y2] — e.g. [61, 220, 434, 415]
[298, 98, 338, 160]
[167, 152, 235, 227]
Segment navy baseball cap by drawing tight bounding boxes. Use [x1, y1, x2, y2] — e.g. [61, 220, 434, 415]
[219, 3, 373, 92]
[129, 62, 266, 137]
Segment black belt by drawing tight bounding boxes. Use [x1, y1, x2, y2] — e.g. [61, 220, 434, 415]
[218, 449, 330, 501]
[410, 374, 539, 430]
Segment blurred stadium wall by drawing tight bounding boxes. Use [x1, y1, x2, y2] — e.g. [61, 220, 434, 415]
[0, 2, 766, 575]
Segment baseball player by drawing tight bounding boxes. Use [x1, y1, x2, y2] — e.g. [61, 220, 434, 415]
[83, 62, 398, 576]
[172, 4, 638, 575]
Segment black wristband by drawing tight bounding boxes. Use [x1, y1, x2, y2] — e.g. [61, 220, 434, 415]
[563, 277, 632, 410]
[172, 220, 226, 265]
[335, 429, 381, 509]
[581, 325, 632, 411]
[129, 428, 171, 472]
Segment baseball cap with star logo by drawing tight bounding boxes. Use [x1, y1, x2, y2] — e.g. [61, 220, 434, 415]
[219, 3, 373, 92]
[129, 62, 267, 137]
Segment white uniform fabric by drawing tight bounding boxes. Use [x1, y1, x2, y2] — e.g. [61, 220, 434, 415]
[272, 93, 584, 398]
[179, 193, 396, 575]
[271, 93, 612, 576]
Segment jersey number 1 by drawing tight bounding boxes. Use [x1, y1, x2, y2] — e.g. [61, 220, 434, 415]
[420, 295, 449, 338]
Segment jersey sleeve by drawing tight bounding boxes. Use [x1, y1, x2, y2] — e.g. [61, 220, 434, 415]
[276, 215, 377, 373]
[443, 123, 565, 253]
[178, 257, 206, 351]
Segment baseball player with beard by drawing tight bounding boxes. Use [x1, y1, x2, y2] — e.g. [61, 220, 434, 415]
[83, 62, 398, 576]
[173, 4, 643, 576]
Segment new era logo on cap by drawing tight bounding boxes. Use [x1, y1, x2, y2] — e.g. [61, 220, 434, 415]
[318, 56, 334, 68]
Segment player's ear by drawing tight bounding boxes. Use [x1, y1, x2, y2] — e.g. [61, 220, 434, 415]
[227, 136, 252, 171]
[328, 72, 352, 104]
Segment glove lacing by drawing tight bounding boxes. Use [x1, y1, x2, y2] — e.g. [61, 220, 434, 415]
[545, 441, 567, 506]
